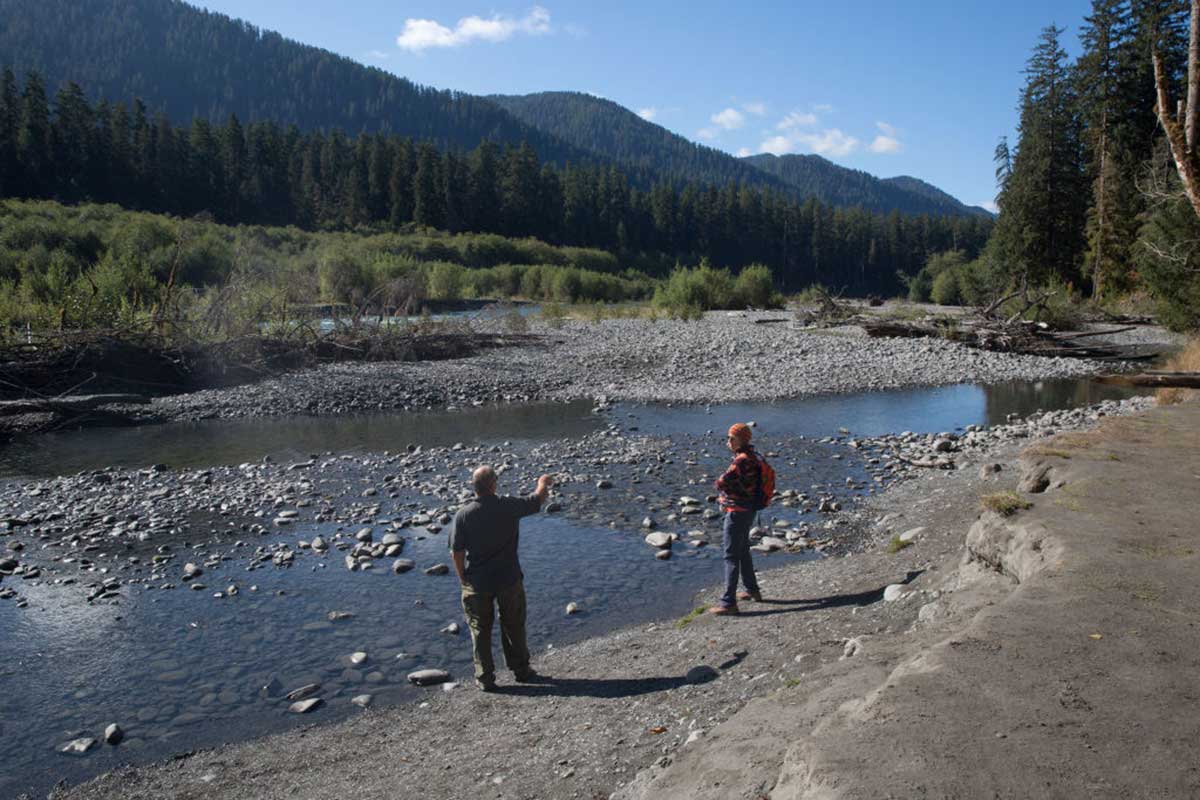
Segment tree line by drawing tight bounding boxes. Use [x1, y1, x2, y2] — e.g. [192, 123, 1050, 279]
[991, 0, 1200, 328]
[0, 68, 993, 298]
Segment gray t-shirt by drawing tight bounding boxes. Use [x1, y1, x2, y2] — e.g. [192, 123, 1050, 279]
[449, 493, 542, 592]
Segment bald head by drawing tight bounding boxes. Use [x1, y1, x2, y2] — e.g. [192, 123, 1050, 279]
[472, 465, 498, 496]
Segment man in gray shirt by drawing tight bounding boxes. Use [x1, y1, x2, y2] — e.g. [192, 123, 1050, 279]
[450, 466, 553, 691]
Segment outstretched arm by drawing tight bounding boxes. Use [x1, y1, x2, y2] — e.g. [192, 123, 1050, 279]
[534, 473, 554, 506]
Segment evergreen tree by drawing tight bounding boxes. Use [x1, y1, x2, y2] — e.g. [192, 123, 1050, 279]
[992, 25, 1088, 287]
[387, 138, 414, 228]
[1077, 0, 1135, 296]
[412, 141, 444, 229]
[17, 71, 52, 196]
[0, 67, 18, 196]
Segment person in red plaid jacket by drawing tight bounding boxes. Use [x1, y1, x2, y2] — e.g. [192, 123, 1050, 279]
[709, 422, 764, 615]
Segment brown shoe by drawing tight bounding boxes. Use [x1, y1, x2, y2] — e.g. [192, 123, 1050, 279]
[737, 591, 763, 602]
[707, 604, 739, 616]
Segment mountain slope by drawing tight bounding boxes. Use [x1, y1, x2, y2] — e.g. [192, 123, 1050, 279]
[494, 92, 987, 218]
[743, 154, 992, 218]
[0, 0, 988, 219]
[0, 0, 603, 167]
[490, 91, 794, 192]
[882, 175, 992, 217]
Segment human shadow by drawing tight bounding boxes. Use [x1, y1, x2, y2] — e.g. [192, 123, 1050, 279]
[491, 654, 743, 699]
[739, 570, 925, 618]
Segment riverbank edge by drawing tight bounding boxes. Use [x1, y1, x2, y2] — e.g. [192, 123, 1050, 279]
[42, 399, 1178, 800]
[615, 399, 1200, 799]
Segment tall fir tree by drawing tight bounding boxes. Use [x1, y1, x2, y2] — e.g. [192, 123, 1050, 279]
[0, 67, 18, 196]
[1077, 0, 1136, 296]
[993, 25, 1089, 287]
[17, 72, 52, 196]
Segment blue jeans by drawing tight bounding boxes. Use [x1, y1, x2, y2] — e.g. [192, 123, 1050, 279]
[721, 509, 760, 607]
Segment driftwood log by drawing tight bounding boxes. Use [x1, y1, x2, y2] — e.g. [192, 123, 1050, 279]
[1094, 372, 1200, 389]
[0, 393, 150, 417]
[858, 319, 1162, 362]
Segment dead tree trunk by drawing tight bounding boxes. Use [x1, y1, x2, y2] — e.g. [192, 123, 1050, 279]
[1155, 0, 1200, 219]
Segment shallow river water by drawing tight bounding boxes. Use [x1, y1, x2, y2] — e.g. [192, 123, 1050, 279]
[0, 377, 1143, 798]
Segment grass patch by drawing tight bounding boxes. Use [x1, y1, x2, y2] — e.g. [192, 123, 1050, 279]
[981, 491, 1033, 517]
[783, 678, 803, 689]
[1026, 447, 1072, 460]
[676, 606, 707, 629]
[886, 535, 913, 554]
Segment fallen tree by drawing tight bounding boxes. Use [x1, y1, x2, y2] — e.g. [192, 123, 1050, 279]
[0, 326, 538, 402]
[0, 394, 149, 418]
[858, 318, 1159, 361]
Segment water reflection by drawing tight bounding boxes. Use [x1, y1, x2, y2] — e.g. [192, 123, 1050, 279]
[623, 378, 1145, 440]
[0, 379, 1146, 481]
[0, 400, 602, 478]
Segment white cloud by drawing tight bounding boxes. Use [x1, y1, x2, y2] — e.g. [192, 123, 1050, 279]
[759, 128, 860, 157]
[981, 200, 999, 214]
[637, 107, 657, 122]
[869, 135, 901, 154]
[868, 121, 902, 154]
[812, 103, 834, 113]
[397, 6, 551, 52]
[366, 49, 391, 60]
[743, 101, 767, 116]
[759, 135, 794, 155]
[711, 107, 746, 131]
[736, 147, 753, 157]
[697, 127, 718, 140]
[777, 111, 818, 130]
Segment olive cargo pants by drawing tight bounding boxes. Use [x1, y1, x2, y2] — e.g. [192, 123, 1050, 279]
[460, 579, 531, 682]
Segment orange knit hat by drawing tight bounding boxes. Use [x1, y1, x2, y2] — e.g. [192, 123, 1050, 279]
[728, 423, 752, 442]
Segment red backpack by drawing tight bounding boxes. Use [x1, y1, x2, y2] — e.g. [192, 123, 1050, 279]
[753, 452, 776, 510]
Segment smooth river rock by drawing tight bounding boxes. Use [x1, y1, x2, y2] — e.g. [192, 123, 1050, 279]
[289, 698, 323, 714]
[408, 669, 451, 686]
[60, 738, 98, 756]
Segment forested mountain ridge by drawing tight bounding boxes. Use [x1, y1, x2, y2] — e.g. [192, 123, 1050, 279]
[490, 91, 795, 193]
[493, 92, 989, 218]
[744, 153, 992, 218]
[0, 0, 607, 169]
[0, 0, 985, 219]
[881, 175, 993, 217]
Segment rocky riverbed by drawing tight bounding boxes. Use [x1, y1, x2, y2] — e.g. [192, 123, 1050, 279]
[140, 312, 1116, 423]
[40, 391, 1172, 800]
[0, 377, 1154, 799]
[0, 311, 1173, 798]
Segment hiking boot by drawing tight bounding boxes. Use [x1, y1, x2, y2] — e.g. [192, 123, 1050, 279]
[707, 604, 739, 616]
[513, 669, 542, 683]
[737, 590, 763, 602]
[475, 678, 497, 692]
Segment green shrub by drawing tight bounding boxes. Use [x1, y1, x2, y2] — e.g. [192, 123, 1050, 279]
[792, 283, 832, 305]
[426, 261, 466, 300]
[906, 270, 933, 303]
[653, 261, 734, 313]
[930, 268, 962, 305]
[733, 264, 781, 308]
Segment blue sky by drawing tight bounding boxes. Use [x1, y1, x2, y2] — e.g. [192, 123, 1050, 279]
[192, 1, 1096, 211]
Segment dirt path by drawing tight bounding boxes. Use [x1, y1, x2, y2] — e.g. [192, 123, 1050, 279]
[49, 401, 1200, 800]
